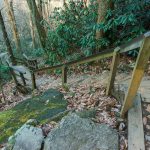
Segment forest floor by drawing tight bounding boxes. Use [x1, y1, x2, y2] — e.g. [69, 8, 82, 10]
[0, 59, 150, 150]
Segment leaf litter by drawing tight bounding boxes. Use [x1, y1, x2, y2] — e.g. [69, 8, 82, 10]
[0, 70, 129, 149]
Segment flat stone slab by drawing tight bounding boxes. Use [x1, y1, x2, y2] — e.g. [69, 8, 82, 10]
[12, 124, 44, 150]
[44, 113, 119, 150]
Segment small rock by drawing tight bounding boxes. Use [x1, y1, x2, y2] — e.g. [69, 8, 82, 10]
[119, 122, 126, 131]
[146, 105, 150, 112]
[143, 117, 147, 126]
[116, 117, 124, 123]
[145, 135, 150, 141]
[45, 100, 50, 105]
[146, 125, 150, 130]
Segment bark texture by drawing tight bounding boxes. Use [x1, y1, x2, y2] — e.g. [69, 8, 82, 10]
[0, 10, 16, 65]
[29, 13, 36, 49]
[4, 0, 22, 54]
[27, 0, 46, 49]
[96, 0, 112, 39]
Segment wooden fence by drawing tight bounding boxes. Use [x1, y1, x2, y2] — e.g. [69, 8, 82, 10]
[32, 31, 150, 118]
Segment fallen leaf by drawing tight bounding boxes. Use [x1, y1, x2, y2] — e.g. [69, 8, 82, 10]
[146, 125, 150, 130]
[143, 117, 147, 126]
[119, 122, 126, 131]
[146, 105, 150, 112]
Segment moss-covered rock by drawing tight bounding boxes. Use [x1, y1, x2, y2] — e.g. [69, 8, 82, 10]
[0, 89, 67, 143]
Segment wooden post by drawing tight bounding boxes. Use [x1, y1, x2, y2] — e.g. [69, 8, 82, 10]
[121, 34, 150, 118]
[106, 47, 120, 95]
[31, 71, 36, 90]
[20, 73, 26, 86]
[62, 65, 67, 86]
[9, 68, 19, 86]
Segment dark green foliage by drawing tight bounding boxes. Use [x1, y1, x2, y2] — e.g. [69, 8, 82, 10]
[102, 0, 150, 56]
[0, 65, 11, 82]
[102, 0, 150, 46]
[24, 47, 45, 58]
[45, 0, 98, 65]
[45, 0, 150, 64]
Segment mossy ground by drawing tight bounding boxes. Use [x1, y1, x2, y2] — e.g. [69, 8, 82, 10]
[0, 89, 67, 143]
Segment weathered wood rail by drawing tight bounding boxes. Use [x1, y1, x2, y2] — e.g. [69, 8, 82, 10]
[3, 54, 39, 92]
[31, 31, 150, 118]
[8, 65, 27, 87]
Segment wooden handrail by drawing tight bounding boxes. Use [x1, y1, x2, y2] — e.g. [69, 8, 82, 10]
[34, 31, 150, 73]
[119, 32, 150, 53]
[10, 66, 26, 74]
[34, 48, 114, 72]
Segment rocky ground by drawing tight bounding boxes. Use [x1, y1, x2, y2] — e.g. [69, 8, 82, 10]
[0, 69, 128, 150]
[2, 114, 119, 150]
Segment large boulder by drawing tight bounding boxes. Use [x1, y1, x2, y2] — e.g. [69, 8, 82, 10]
[44, 113, 119, 150]
[6, 119, 44, 150]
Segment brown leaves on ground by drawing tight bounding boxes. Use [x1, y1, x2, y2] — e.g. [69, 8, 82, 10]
[142, 102, 150, 150]
[59, 77, 121, 128]
[146, 104, 150, 112]
[0, 81, 31, 111]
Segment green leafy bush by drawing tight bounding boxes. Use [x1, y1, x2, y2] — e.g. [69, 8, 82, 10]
[45, 0, 150, 65]
[102, 0, 150, 56]
[45, 0, 98, 65]
[102, 0, 150, 46]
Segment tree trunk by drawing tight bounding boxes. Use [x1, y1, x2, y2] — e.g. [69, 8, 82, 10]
[63, 0, 65, 5]
[37, 0, 43, 19]
[96, 0, 113, 39]
[42, 0, 48, 20]
[29, 13, 36, 49]
[45, 0, 49, 20]
[26, 0, 47, 50]
[0, 10, 16, 65]
[47, 0, 50, 18]
[96, 0, 113, 51]
[4, 0, 22, 55]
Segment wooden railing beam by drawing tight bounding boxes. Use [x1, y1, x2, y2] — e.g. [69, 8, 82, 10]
[34, 33, 149, 73]
[121, 36, 150, 118]
[34, 51, 114, 73]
